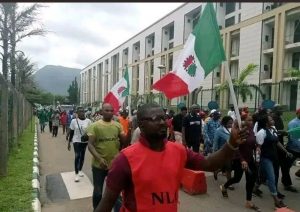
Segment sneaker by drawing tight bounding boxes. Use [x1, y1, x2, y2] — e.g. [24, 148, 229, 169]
[79, 171, 84, 177]
[74, 174, 79, 182]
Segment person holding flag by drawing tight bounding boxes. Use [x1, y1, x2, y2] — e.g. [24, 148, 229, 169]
[103, 66, 130, 114]
[94, 4, 248, 212]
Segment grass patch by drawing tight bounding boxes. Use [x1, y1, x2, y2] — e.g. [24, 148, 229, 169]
[0, 119, 35, 212]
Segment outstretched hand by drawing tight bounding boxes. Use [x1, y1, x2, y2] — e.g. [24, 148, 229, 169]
[229, 120, 249, 147]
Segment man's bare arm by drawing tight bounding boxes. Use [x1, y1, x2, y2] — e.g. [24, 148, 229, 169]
[94, 187, 120, 212]
[88, 135, 102, 162]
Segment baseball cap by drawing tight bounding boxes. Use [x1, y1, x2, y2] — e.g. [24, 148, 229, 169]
[210, 109, 217, 115]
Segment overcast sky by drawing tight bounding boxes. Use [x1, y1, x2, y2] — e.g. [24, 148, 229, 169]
[18, 3, 184, 70]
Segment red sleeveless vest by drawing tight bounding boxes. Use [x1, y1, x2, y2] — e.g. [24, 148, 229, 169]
[121, 140, 187, 212]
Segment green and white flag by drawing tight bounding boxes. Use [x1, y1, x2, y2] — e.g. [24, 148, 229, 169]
[104, 66, 130, 112]
[152, 3, 226, 99]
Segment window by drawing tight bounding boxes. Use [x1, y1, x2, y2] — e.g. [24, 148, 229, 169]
[168, 53, 173, 71]
[169, 24, 174, 40]
[238, 14, 241, 23]
[152, 36, 155, 48]
[225, 17, 235, 27]
[225, 3, 235, 15]
[294, 20, 300, 43]
[238, 2, 241, 9]
[192, 13, 200, 29]
[271, 27, 274, 48]
[168, 42, 174, 49]
[292, 52, 300, 69]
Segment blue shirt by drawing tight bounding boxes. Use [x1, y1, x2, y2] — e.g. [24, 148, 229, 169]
[213, 126, 230, 152]
[204, 119, 220, 144]
[287, 117, 300, 152]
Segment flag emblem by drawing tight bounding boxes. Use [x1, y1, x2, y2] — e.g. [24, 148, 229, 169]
[117, 86, 126, 96]
[183, 55, 197, 77]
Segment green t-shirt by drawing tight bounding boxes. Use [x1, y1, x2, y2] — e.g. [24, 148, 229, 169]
[87, 120, 122, 169]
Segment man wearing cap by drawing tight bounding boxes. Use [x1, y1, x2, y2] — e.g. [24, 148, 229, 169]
[285, 108, 300, 184]
[204, 110, 221, 155]
[182, 104, 203, 152]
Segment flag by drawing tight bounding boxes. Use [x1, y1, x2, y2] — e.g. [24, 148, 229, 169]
[104, 66, 130, 113]
[152, 3, 226, 99]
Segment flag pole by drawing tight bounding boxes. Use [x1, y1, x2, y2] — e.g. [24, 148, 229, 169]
[224, 61, 242, 128]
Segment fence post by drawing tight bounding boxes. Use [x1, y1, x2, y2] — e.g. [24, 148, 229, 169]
[0, 76, 9, 176]
[12, 89, 18, 146]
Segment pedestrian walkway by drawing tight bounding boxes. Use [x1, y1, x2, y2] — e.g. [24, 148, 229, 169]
[39, 126, 300, 212]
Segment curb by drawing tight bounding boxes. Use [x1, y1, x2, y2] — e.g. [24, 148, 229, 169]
[32, 121, 41, 212]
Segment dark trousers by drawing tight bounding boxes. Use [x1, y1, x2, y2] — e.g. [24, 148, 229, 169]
[224, 159, 257, 201]
[49, 121, 53, 132]
[187, 142, 200, 153]
[73, 142, 87, 174]
[92, 166, 121, 211]
[281, 148, 300, 187]
[40, 123, 45, 132]
[62, 124, 66, 134]
[52, 126, 58, 137]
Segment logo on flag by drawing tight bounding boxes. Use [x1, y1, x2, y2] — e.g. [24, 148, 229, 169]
[117, 86, 126, 96]
[183, 55, 197, 77]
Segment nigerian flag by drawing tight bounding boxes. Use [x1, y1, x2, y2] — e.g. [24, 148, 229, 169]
[152, 3, 226, 99]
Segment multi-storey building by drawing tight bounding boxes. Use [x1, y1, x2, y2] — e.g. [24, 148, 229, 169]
[80, 3, 300, 111]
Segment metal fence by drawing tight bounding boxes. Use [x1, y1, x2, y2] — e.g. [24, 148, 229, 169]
[198, 80, 300, 111]
[0, 74, 33, 176]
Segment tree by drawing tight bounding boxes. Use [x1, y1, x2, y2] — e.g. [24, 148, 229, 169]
[216, 63, 265, 103]
[0, 3, 11, 80]
[15, 53, 37, 92]
[8, 3, 46, 86]
[67, 77, 79, 105]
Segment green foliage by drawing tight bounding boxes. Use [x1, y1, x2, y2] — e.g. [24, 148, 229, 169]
[67, 77, 79, 105]
[216, 63, 264, 103]
[0, 119, 34, 212]
[288, 68, 300, 78]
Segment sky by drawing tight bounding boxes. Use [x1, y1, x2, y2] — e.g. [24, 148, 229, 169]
[18, 3, 184, 70]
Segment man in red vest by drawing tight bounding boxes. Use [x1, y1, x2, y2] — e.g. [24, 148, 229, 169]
[95, 103, 248, 212]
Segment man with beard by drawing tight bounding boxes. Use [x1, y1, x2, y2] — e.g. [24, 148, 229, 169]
[95, 103, 248, 212]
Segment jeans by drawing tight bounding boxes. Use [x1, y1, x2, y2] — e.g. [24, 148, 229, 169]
[40, 123, 45, 132]
[52, 126, 58, 137]
[73, 142, 88, 174]
[281, 148, 300, 187]
[92, 166, 121, 211]
[224, 159, 256, 201]
[260, 157, 279, 196]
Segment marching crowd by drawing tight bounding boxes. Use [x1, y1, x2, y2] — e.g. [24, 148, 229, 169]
[36, 103, 300, 211]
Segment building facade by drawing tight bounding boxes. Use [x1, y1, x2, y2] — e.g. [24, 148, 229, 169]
[80, 2, 300, 111]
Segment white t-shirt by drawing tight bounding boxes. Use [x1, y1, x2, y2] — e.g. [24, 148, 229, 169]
[70, 118, 92, 143]
[256, 127, 277, 145]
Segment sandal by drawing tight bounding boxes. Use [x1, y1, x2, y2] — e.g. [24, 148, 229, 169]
[220, 185, 228, 198]
[246, 204, 261, 212]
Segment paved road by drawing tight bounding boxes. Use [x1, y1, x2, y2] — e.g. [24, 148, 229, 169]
[39, 126, 300, 212]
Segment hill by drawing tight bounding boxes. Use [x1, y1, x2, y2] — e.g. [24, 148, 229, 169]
[34, 65, 81, 95]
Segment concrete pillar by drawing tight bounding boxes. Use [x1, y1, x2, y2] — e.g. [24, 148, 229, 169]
[271, 11, 286, 102]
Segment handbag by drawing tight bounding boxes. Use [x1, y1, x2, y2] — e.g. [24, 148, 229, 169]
[76, 118, 89, 142]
